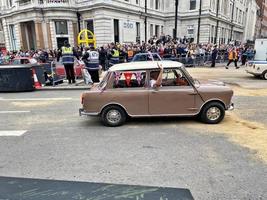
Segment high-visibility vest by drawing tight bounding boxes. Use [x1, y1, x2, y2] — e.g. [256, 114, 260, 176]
[228, 50, 237, 60]
[85, 50, 99, 71]
[62, 46, 74, 64]
[113, 49, 120, 57]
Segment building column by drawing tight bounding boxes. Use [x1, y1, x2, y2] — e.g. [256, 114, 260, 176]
[2, 18, 11, 50]
[35, 21, 45, 49]
[94, 17, 113, 46]
[50, 21, 57, 50]
[46, 21, 53, 49]
[19, 22, 27, 51]
[73, 22, 78, 46]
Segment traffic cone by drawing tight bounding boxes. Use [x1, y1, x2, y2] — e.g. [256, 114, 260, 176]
[32, 68, 42, 89]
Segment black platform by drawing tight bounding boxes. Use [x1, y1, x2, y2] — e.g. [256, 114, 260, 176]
[0, 176, 194, 200]
[0, 65, 34, 92]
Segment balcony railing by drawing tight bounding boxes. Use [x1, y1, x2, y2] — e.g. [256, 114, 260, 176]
[0, 0, 74, 13]
[38, 0, 70, 5]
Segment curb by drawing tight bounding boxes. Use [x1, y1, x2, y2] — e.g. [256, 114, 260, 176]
[37, 87, 91, 91]
[37, 84, 92, 91]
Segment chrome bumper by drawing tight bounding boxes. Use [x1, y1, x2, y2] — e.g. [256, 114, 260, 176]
[228, 103, 234, 111]
[79, 108, 98, 116]
[246, 70, 262, 76]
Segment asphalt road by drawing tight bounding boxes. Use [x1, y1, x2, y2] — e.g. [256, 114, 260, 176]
[0, 69, 267, 200]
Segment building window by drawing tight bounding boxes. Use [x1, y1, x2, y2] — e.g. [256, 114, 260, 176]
[150, 24, 153, 37]
[136, 22, 140, 42]
[136, 0, 139, 4]
[9, 24, 17, 50]
[235, 8, 238, 21]
[238, 10, 242, 23]
[155, 0, 159, 10]
[187, 25, 194, 39]
[18, 0, 31, 5]
[55, 21, 68, 35]
[230, 4, 233, 19]
[9, 0, 13, 7]
[190, 0, 196, 10]
[161, 25, 164, 34]
[155, 25, 159, 37]
[86, 20, 94, 34]
[210, 25, 214, 43]
[0, 21, 3, 31]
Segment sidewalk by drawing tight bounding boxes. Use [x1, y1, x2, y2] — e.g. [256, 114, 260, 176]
[39, 80, 92, 91]
[38, 62, 265, 91]
[187, 67, 267, 89]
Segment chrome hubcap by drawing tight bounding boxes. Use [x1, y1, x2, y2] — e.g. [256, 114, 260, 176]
[107, 110, 121, 124]
[206, 107, 221, 121]
[264, 73, 267, 80]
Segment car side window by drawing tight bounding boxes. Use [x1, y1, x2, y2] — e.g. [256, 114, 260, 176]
[13, 60, 20, 64]
[161, 69, 189, 87]
[113, 71, 146, 88]
[23, 59, 30, 64]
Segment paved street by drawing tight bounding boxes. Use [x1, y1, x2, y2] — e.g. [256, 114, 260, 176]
[0, 67, 267, 200]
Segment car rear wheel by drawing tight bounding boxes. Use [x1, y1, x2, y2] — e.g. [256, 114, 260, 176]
[262, 71, 267, 80]
[101, 105, 126, 127]
[200, 102, 225, 124]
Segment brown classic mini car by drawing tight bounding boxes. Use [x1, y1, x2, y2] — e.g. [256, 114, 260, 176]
[79, 61, 234, 127]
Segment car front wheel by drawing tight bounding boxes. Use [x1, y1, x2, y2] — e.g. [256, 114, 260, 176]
[262, 71, 267, 80]
[200, 102, 225, 124]
[101, 105, 126, 127]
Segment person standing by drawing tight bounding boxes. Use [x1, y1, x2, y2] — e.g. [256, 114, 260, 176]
[83, 46, 100, 83]
[226, 47, 239, 69]
[58, 41, 76, 84]
[110, 46, 120, 65]
[210, 45, 218, 68]
[99, 46, 107, 71]
[241, 47, 248, 66]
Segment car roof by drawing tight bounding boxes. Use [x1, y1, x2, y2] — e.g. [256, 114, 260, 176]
[14, 57, 32, 59]
[134, 53, 159, 55]
[109, 61, 183, 72]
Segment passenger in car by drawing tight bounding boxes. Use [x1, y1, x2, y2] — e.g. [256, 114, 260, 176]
[175, 74, 189, 86]
[150, 62, 163, 88]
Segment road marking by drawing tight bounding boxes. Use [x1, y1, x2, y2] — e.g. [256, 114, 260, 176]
[0, 111, 30, 113]
[0, 130, 27, 136]
[0, 98, 74, 101]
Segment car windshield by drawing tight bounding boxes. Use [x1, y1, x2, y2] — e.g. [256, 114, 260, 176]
[132, 54, 161, 62]
[181, 66, 195, 84]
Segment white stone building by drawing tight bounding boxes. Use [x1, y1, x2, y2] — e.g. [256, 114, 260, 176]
[0, 0, 258, 50]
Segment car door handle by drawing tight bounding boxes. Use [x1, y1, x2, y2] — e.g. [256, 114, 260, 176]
[188, 92, 197, 95]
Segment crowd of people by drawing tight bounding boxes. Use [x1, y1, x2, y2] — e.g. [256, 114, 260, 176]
[0, 35, 256, 65]
[0, 35, 256, 83]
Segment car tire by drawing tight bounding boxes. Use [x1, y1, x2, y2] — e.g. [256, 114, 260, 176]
[200, 102, 225, 124]
[262, 71, 267, 80]
[101, 105, 126, 127]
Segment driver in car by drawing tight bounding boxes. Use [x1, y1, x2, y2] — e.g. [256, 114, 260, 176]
[175, 72, 189, 86]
